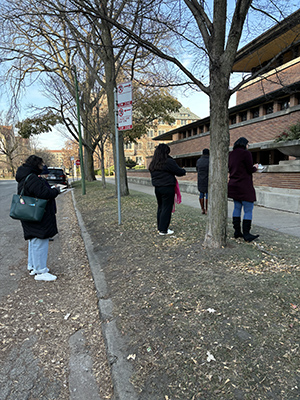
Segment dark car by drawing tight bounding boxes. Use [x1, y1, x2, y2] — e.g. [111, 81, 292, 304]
[46, 167, 68, 186]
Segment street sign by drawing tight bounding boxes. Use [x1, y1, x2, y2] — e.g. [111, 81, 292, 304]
[75, 159, 80, 166]
[118, 106, 132, 131]
[117, 81, 132, 106]
[117, 81, 132, 130]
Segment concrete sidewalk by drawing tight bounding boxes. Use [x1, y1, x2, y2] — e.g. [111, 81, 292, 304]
[107, 177, 300, 238]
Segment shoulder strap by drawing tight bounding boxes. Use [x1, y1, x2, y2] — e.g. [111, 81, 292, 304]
[20, 173, 33, 196]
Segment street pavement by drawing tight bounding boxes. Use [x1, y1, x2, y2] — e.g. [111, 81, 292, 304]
[0, 180, 25, 302]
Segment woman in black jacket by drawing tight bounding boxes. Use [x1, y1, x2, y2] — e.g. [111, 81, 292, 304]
[228, 137, 259, 242]
[16, 155, 60, 281]
[149, 144, 186, 235]
[196, 148, 209, 214]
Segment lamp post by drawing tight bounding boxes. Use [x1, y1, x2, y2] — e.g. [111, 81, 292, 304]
[71, 65, 86, 195]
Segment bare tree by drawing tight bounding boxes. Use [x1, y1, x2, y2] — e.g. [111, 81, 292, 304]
[0, 113, 31, 177]
[66, 0, 299, 247]
[0, 0, 174, 195]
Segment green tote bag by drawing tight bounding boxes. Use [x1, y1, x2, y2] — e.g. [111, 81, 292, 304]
[10, 174, 48, 222]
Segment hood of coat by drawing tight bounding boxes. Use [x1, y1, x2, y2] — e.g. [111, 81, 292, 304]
[15, 163, 41, 183]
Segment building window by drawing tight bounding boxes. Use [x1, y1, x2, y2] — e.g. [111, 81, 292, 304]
[264, 102, 274, 115]
[181, 120, 185, 125]
[240, 111, 247, 121]
[147, 142, 155, 150]
[251, 107, 260, 119]
[147, 129, 154, 138]
[137, 142, 142, 150]
[158, 130, 165, 135]
[124, 142, 133, 149]
[136, 156, 143, 165]
[279, 97, 290, 110]
[230, 115, 236, 125]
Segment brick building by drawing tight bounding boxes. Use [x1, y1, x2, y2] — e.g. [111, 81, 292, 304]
[150, 9, 300, 212]
[124, 106, 199, 166]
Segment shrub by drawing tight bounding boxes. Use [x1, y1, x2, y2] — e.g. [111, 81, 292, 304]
[94, 167, 114, 176]
[125, 158, 137, 169]
[274, 121, 300, 142]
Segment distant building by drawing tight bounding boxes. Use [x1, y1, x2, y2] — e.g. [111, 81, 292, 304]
[0, 126, 30, 177]
[48, 150, 65, 168]
[124, 106, 200, 166]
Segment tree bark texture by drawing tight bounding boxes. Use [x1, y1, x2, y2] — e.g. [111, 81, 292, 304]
[203, 72, 230, 248]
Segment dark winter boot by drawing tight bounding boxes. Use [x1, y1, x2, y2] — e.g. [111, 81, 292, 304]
[232, 217, 243, 239]
[200, 198, 206, 214]
[243, 219, 259, 242]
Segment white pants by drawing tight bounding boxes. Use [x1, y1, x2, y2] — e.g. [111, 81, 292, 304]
[27, 238, 50, 274]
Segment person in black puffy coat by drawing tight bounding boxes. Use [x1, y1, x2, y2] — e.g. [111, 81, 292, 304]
[196, 148, 209, 214]
[149, 144, 186, 235]
[15, 155, 60, 281]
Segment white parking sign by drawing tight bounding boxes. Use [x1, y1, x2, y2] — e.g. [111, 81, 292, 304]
[117, 81, 132, 130]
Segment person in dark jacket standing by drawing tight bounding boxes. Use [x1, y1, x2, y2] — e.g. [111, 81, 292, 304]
[196, 148, 209, 214]
[16, 155, 60, 281]
[228, 137, 259, 242]
[149, 144, 186, 235]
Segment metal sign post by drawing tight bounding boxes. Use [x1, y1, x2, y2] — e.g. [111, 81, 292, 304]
[114, 87, 122, 225]
[114, 81, 133, 225]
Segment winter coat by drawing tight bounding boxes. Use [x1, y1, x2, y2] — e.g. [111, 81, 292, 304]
[150, 157, 186, 187]
[196, 154, 209, 193]
[15, 163, 60, 240]
[228, 148, 257, 202]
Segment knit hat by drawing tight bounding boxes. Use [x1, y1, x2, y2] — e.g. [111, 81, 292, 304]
[203, 148, 209, 155]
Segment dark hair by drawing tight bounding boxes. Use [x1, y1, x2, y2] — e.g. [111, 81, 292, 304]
[25, 155, 44, 169]
[233, 137, 248, 150]
[149, 144, 170, 172]
[203, 148, 209, 155]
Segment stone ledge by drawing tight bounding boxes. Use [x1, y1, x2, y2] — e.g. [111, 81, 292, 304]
[127, 176, 300, 213]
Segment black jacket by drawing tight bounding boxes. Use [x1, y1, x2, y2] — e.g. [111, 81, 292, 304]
[196, 154, 209, 193]
[16, 163, 60, 240]
[150, 157, 186, 187]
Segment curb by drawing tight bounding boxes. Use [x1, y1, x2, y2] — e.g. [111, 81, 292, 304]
[71, 191, 139, 400]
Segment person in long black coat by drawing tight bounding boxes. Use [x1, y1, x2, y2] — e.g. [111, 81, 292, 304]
[149, 144, 186, 235]
[15, 155, 60, 281]
[196, 148, 209, 214]
[228, 137, 259, 242]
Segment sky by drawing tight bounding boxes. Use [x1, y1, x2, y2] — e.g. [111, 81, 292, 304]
[3, 86, 214, 151]
[3, 0, 295, 151]
[34, 89, 237, 151]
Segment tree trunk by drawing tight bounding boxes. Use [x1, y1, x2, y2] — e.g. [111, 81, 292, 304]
[117, 131, 129, 196]
[203, 73, 230, 248]
[100, 145, 106, 188]
[84, 144, 96, 181]
[105, 74, 129, 196]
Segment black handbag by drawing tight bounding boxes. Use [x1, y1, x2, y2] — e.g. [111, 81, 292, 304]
[10, 174, 48, 222]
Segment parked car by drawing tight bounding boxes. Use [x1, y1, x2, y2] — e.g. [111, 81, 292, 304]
[46, 167, 69, 187]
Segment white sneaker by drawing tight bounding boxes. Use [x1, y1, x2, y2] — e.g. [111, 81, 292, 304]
[34, 272, 57, 281]
[29, 267, 49, 276]
[159, 229, 174, 235]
